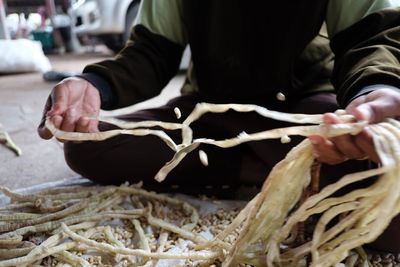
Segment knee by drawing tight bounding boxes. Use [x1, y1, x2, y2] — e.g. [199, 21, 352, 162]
[64, 136, 174, 186]
[64, 141, 129, 185]
[293, 93, 339, 115]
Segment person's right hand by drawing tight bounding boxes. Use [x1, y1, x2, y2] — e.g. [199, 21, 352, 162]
[38, 77, 101, 140]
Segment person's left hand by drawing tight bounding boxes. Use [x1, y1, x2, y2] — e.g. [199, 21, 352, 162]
[308, 88, 400, 164]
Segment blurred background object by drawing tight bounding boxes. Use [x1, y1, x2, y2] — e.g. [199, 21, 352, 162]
[2, 0, 145, 55]
[2, 0, 86, 79]
[72, 0, 190, 69]
[0, 39, 52, 73]
[0, 0, 10, 39]
[72, 0, 140, 53]
[5, 0, 81, 53]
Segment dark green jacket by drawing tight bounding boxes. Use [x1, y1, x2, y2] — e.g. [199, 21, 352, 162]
[82, 0, 400, 110]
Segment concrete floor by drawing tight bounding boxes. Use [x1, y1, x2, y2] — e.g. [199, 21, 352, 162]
[0, 51, 183, 190]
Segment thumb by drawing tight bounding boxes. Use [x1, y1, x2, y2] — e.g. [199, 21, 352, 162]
[351, 104, 374, 122]
[345, 94, 373, 122]
[38, 115, 62, 140]
[38, 124, 53, 140]
[38, 96, 54, 139]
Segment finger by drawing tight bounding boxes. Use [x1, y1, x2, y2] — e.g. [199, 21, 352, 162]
[346, 95, 367, 112]
[349, 104, 374, 122]
[332, 135, 365, 160]
[38, 125, 53, 140]
[75, 117, 90, 133]
[323, 113, 365, 159]
[50, 115, 68, 143]
[349, 96, 400, 123]
[39, 97, 52, 127]
[346, 95, 373, 121]
[52, 115, 63, 129]
[309, 135, 347, 165]
[60, 108, 78, 132]
[48, 86, 68, 116]
[323, 112, 342, 124]
[354, 129, 380, 163]
[87, 119, 99, 133]
[359, 100, 400, 123]
[38, 97, 53, 139]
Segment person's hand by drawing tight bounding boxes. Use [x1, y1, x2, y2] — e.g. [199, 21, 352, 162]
[38, 77, 101, 140]
[309, 88, 400, 164]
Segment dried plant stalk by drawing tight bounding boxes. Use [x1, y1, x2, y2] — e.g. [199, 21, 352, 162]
[53, 250, 91, 267]
[0, 246, 35, 259]
[146, 208, 207, 244]
[0, 127, 22, 156]
[61, 223, 219, 260]
[0, 241, 75, 267]
[0, 181, 212, 266]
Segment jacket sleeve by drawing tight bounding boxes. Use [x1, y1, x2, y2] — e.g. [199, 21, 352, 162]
[82, 0, 187, 110]
[327, 0, 400, 106]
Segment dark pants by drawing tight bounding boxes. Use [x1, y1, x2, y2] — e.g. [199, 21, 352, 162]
[64, 92, 398, 252]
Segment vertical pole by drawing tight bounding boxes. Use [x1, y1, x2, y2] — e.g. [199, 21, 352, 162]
[45, 0, 64, 49]
[45, 0, 57, 18]
[66, 0, 81, 53]
[0, 0, 10, 39]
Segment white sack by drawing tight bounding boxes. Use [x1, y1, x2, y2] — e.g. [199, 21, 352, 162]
[0, 39, 51, 73]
